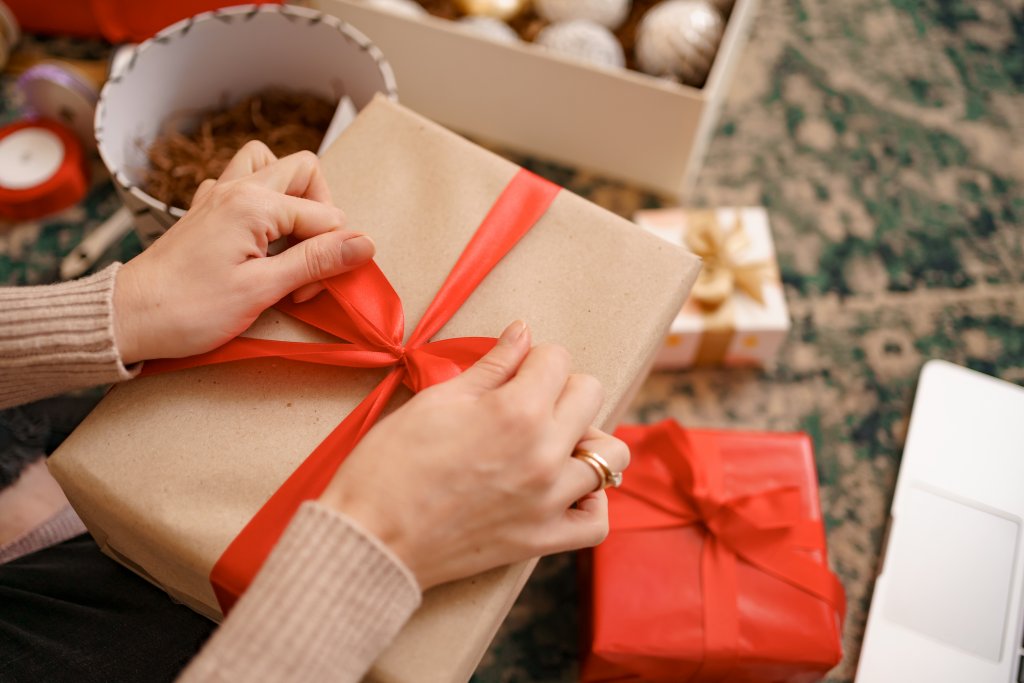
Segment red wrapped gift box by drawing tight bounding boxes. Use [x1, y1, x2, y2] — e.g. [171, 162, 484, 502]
[583, 420, 846, 682]
[5, 1, 280, 42]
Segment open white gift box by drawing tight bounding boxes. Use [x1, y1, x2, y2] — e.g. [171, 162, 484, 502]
[310, 0, 758, 197]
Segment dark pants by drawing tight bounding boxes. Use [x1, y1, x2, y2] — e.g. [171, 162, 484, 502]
[0, 534, 216, 683]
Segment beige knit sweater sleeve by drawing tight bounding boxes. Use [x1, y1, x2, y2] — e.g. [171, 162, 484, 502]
[0, 264, 138, 409]
[0, 265, 423, 682]
[182, 502, 422, 683]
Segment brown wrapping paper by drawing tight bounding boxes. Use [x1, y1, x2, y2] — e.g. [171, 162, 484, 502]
[48, 96, 700, 683]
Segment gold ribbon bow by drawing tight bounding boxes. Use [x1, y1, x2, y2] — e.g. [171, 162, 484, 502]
[685, 211, 772, 310]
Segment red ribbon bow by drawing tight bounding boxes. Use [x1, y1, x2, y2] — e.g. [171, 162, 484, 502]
[142, 169, 561, 612]
[611, 421, 846, 681]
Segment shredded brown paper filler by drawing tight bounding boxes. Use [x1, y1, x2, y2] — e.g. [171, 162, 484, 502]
[143, 89, 336, 210]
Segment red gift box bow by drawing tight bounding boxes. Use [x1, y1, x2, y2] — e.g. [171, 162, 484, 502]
[141, 169, 560, 613]
[610, 421, 847, 680]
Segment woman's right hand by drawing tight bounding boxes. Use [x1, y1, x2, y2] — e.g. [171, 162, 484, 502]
[318, 321, 628, 591]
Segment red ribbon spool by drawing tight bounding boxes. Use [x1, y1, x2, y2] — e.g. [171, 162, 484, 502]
[0, 119, 88, 221]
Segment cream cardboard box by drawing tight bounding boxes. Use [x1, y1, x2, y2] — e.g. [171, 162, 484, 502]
[635, 206, 790, 368]
[49, 97, 700, 683]
[309, 0, 759, 197]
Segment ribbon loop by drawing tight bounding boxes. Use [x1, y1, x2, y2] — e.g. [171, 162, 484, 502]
[684, 211, 773, 311]
[271, 261, 405, 349]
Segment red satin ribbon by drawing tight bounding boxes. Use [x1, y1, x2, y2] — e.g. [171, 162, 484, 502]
[142, 169, 561, 612]
[611, 420, 846, 681]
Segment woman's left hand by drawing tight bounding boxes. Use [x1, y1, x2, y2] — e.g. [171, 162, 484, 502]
[113, 141, 375, 364]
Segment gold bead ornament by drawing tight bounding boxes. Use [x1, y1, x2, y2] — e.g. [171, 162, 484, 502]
[456, 0, 529, 21]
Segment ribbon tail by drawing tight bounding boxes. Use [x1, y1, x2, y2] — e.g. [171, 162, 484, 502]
[732, 263, 771, 305]
[691, 538, 740, 683]
[210, 369, 405, 613]
[735, 537, 848, 625]
[141, 338, 401, 376]
[141, 338, 308, 376]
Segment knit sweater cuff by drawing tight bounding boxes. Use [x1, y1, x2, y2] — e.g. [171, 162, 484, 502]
[181, 500, 422, 683]
[0, 504, 86, 564]
[0, 264, 139, 408]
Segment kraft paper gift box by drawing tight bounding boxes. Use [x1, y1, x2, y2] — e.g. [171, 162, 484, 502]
[635, 206, 790, 368]
[582, 420, 845, 682]
[48, 96, 700, 683]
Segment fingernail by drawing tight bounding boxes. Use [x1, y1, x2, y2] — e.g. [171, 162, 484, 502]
[341, 234, 375, 264]
[500, 320, 527, 344]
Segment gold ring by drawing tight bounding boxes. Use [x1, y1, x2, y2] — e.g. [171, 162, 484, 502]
[572, 448, 623, 490]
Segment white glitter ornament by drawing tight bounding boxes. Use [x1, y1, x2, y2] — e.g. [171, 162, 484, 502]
[535, 20, 625, 70]
[534, 0, 631, 29]
[636, 0, 724, 86]
[456, 16, 521, 43]
[364, 0, 428, 19]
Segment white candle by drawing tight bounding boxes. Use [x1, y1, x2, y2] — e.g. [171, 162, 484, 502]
[0, 126, 66, 190]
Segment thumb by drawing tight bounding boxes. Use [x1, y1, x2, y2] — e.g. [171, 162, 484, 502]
[255, 231, 375, 301]
[454, 321, 531, 394]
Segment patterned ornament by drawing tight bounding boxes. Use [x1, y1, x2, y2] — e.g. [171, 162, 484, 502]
[456, 16, 521, 43]
[635, 0, 724, 87]
[456, 0, 529, 21]
[365, 0, 428, 18]
[534, 0, 632, 29]
[535, 20, 625, 69]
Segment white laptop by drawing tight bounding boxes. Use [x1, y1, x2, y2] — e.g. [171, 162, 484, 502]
[857, 360, 1024, 682]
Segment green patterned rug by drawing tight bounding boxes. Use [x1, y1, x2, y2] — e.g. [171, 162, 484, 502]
[2, 2, 1022, 681]
[489, 2, 1023, 680]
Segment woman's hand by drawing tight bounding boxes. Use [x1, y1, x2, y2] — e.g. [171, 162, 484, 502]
[113, 141, 375, 364]
[319, 321, 628, 590]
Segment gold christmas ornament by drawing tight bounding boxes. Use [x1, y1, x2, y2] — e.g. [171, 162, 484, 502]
[456, 0, 529, 21]
[635, 0, 724, 87]
[684, 211, 772, 310]
[365, 0, 429, 18]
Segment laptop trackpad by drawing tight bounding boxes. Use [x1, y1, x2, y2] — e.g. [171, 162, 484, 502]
[882, 485, 1019, 661]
